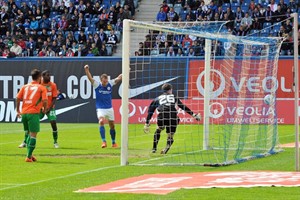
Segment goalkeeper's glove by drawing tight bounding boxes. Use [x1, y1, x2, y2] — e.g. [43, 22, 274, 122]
[143, 123, 150, 134]
[193, 113, 201, 121]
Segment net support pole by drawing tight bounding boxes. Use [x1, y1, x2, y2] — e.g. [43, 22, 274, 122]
[292, 13, 299, 172]
[203, 39, 212, 150]
[121, 19, 130, 166]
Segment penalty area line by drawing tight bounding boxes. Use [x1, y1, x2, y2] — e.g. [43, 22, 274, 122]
[0, 165, 120, 191]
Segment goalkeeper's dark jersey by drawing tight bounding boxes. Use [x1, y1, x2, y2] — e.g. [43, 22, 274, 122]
[145, 93, 194, 124]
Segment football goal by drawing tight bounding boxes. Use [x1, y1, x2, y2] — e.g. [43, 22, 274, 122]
[120, 15, 298, 167]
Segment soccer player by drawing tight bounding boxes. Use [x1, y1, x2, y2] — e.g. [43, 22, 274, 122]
[18, 70, 60, 148]
[16, 69, 48, 162]
[84, 64, 122, 148]
[143, 83, 201, 154]
[40, 70, 60, 148]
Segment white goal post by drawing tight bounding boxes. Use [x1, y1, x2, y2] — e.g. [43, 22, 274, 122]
[292, 13, 299, 172]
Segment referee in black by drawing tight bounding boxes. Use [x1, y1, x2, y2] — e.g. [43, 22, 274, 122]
[144, 83, 201, 154]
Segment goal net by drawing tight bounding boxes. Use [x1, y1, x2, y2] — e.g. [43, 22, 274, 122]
[120, 20, 284, 166]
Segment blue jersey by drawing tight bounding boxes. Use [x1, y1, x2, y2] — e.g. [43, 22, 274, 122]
[93, 79, 115, 109]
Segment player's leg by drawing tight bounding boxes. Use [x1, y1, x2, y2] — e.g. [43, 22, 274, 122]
[48, 108, 59, 148]
[152, 117, 164, 153]
[25, 114, 40, 162]
[97, 109, 107, 148]
[19, 110, 44, 148]
[108, 121, 118, 147]
[107, 108, 117, 147]
[18, 130, 29, 148]
[19, 115, 29, 148]
[161, 119, 178, 154]
[50, 120, 58, 148]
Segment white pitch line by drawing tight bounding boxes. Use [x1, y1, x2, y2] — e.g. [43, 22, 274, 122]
[0, 165, 120, 191]
[0, 183, 25, 186]
[0, 141, 22, 145]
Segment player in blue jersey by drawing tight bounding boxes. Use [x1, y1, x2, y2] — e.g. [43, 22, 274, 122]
[84, 64, 122, 148]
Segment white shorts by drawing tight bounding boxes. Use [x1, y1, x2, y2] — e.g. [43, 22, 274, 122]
[96, 108, 115, 121]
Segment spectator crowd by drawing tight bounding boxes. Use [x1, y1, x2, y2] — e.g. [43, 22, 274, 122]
[136, 0, 300, 57]
[0, 0, 136, 57]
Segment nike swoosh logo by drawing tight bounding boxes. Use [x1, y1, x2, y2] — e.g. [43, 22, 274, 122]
[40, 102, 89, 121]
[118, 77, 179, 98]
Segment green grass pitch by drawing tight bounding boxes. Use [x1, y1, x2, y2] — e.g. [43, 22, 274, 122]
[0, 123, 299, 200]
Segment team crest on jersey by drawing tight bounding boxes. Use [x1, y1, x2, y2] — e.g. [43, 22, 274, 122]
[107, 87, 111, 90]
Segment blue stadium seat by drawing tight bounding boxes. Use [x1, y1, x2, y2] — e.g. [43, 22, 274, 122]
[274, 22, 281, 30]
[260, 29, 269, 37]
[74, 31, 80, 41]
[222, 3, 230, 11]
[106, 44, 113, 56]
[115, 30, 121, 42]
[15, 1, 21, 8]
[263, 22, 272, 28]
[85, 18, 91, 27]
[174, 4, 183, 14]
[50, 12, 58, 18]
[251, 29, 259, 37]
[150, 49, 159, 55]
[262, 2, 268, 7]
[241, 5, 248, 13]
[88, 24, 96, 33]
[231, 2, 240, 11]
[112, 0, 120, 5]
[91, 18, 99, 25]
[167, 4, 173, 8]
[134, 0, 139, 8]
[180, 10, 187, 21]
[242, 2, 249, 7]
[271, 29, 279, 36]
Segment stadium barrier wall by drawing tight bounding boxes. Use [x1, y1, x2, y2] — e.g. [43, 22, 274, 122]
[0, 57, 299, 124]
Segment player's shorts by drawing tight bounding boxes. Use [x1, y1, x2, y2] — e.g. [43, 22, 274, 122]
[39, 108, 57, 121]
[157, 115, 179, 134]
[96, 108, 115, 121]
[22, 113, 40, 133]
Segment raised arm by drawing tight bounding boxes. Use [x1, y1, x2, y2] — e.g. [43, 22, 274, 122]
[114, 74, 122, 84]
[84, 64, 95, 85]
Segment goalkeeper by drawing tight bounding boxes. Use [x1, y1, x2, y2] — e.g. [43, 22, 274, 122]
[143, 83, 201, 154]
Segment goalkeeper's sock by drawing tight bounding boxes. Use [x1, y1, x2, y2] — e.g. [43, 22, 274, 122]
[27, 137, 36, 158]
[162, 137, 174, 154]
[110, 129, 116, 144]
[153, 129, 161, 150]
[24, 131, 29, 144]
[99, 126, 106, 142]
[52, 130, 58, 143]
[167, 137, 174, 147]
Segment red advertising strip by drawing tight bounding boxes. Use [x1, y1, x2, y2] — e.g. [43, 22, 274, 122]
[76, 171, 300, 195]
[111, 99, 294, 124]
[188, 59, 300, 99]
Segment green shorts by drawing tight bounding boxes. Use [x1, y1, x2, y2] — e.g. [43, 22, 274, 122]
[39, 108, 57, 121]
[22, 114, 40, 133]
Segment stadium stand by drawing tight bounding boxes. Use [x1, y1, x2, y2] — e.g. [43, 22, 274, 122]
[0, 0, 299, 57]
[136, 0, 299, 57]
[0, 0, 139, 57]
